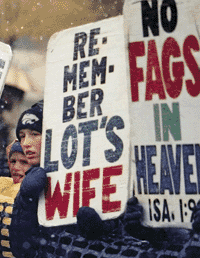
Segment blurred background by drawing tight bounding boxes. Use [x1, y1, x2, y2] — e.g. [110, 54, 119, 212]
[0, 0, 124, 176]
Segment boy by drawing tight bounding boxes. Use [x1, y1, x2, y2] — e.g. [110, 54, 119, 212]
[0, 142, 31, 258]
[9, 100, 47, 258]
[8, 141, 31, 184]
[0, 141, 30, 206]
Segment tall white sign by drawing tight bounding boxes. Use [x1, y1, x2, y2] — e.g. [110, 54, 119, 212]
[0, 42, 12, 96]
[124, 0, 200, 228]
[38, 16, 131, 226]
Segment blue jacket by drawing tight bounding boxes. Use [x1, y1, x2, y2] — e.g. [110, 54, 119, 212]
[9, 166, 47, 258]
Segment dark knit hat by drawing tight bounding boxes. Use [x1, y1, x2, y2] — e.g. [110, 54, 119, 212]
[16, 100, 43, 141]
[9, 141, 24, 159]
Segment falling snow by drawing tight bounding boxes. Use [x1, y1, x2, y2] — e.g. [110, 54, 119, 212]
[0, 0, 124, 43]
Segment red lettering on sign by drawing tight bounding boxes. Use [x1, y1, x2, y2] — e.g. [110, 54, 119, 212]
[82, 168, 100, 206]
[102, 165, 122, 213]
[183, 35, 200, 97]
[44, 165, 124, 221]
[73, 171, 80, 217]
[129, 35, 200, 101]
[162, 37, 184, 98]
[146, 40, 166, 101]
[45, 174, 72, 220]
[129, 41, 145, 102]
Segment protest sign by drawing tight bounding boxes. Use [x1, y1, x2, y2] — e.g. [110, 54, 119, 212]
[0, 42, 12, 96]
[38, 15, 131, 226]
[124, 0, 200, 229]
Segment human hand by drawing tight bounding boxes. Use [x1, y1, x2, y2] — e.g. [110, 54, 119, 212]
[123, 196, 143, 229]
[192, 200, 200, 232]
[77, 207, 104, 239]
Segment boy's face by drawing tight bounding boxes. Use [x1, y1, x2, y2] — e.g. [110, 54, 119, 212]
[9, 152, 31, 184]
[19, 129, 42, 166]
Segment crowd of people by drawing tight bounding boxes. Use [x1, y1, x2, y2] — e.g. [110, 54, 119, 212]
[1, 99, 200, 257]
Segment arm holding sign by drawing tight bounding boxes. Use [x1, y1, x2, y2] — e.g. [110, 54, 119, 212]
[76, 196, 143, 239]
[77, 194, 192, 245]
[123, 196, 143, 230]
[192, 200, 200, 233]
[77, 206, 119, 239]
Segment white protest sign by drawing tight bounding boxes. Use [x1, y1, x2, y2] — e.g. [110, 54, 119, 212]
[0, 42, 12, 96]
[38, 15, 131, 226]
[124, 0, 200, 228]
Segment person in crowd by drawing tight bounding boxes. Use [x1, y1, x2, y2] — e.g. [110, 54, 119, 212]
[7, 141, 31, 184]
[0, 141, 30, 204]
[0, 141, 32, 258]
[9, 100, 47, 258]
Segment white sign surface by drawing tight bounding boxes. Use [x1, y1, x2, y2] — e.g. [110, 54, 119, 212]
[38, 16, 131, 226]
[124, 0, 200, 228]
[0, 42, 12, 96]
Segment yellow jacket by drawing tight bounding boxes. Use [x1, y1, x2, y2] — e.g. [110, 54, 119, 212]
[0, 177, 20, 204]
[0, 177, 20, 258]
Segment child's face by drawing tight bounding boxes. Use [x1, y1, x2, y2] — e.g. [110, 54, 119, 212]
[19, 129, 42, 166]
[9, 152, 31, 184]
